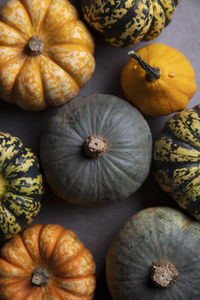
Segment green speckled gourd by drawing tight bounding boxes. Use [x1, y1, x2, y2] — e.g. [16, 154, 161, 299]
[154, 105, 200, 221]
[40, 94, 152, 205]
[106, 207, 200, 300]
[0, 132, 44, 239]
[81, 0, 181, 47]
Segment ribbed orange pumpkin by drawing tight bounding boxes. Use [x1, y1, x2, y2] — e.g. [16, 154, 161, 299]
[0, 0, 95, 111]
[0, 224, 96, 299]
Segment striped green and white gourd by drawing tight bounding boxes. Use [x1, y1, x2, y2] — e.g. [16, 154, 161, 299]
[0, 132, 44, 239]
[81, 0, 181, 47]
[154, 105, 200, 221]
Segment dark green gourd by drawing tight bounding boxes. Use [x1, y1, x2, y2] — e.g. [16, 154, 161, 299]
[81, 0, 181, 47]
[40, 94, 152, 205]
[106, 207, 200, 300]
[154, 106, 200, 221]
[0, 132, 44, 239]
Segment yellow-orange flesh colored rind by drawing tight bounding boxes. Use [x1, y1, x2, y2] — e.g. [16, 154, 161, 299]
[121, 43, 197, 116]
[0, 0, 95, 111]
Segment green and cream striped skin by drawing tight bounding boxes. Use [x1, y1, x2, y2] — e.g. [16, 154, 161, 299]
[0, 132, 44, 239]
[81, 0, 181, 47]
[154, 106, 200, 221]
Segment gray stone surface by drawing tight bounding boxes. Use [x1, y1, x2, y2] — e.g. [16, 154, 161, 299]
[0, 0, 199, 299]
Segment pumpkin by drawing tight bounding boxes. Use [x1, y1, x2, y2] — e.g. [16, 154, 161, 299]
[81, 0, 181, 47]
[121, 43, 197, 116]
[154, 105, 200, 221]
[0, 132, 44, 240]
[0, 224, 96, 299]
[40, 93, 152, 205]
[0, 0, 95, 111]
[106, 206, 200, 300]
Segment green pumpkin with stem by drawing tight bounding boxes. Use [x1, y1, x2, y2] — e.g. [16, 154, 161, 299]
[40, 93, 152, 205]
[107, 207, 200, 300]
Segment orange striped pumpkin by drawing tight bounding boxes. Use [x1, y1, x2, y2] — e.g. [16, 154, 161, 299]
[0, 224, 96, 299]
[0, 0, 95, 111]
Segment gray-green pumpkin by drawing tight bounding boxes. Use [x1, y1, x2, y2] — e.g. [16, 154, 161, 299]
[106, 207, 200, 300]
[40, 93, 152, 205]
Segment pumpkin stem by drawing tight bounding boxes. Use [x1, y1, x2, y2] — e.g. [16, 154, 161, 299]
[83, 135, 109, 158]
[128, 50, 161, 82]
[31, 267, 50, 286]
[0, 174, 6, 199]
[150, 261, 178, 288]
[25, 35, 44, 57]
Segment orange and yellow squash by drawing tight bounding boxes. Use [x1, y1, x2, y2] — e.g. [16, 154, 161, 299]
[121, 43, 197, 116]
[0, 224, 96, 299]
[0, 0, 95, 111]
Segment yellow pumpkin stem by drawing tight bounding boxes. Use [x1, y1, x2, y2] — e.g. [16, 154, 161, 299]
[128, 50, 161, 82]
[25, 35, 44, 57]
[150, 260, 178, 288]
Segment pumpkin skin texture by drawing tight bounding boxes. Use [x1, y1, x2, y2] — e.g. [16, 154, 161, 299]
[0, 132, 44, 240]
[81, 0, 181, 47]
[0, 224, 96, 300]
[106, 207, 200, 300]
[121, 43, 197, 116]
[154, 106, 200, 221]
[0, 0, 95, 111]
[40, 94, 152, 205]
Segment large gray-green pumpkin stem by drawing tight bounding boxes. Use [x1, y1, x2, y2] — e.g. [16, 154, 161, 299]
[150, 260, 178, 288]
[83, 135, 109, 158]
[128, 50, 161, 82]
[31, 268, 50, 286]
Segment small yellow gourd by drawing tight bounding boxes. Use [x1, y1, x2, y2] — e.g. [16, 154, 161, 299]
[121, 43, 197, 116]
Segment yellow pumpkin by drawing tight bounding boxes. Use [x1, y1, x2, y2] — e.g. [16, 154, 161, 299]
[121, 43, 197, 116]
[0, 0, 95, 111]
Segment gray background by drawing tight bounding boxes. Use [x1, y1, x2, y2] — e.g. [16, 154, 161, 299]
[0, 0, 199, 298]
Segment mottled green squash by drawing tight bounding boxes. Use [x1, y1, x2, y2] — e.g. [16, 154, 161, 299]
[154, 105, 200, 221]
[81, 0, 181, 47]
[40, 93, 152, 205]
[107, 207, 200, 300]
[0, 132, 44, 239]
